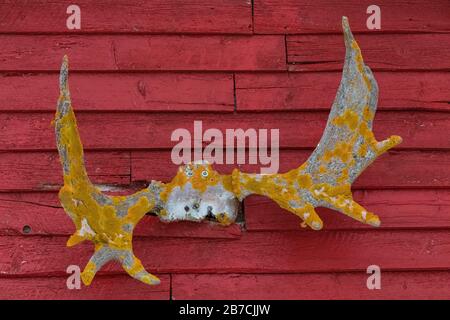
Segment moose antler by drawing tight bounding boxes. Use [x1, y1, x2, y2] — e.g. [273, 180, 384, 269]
[55, 58, 239, 286]
[55, 56, 163, 286]
[232, 17, 402, 229]
[54, 17, 401, 287]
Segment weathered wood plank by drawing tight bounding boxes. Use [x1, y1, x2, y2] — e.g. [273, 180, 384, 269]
[0, 0, 252, 34]
[0, 36, 117, 70]
[254, 0, 450, 34]
[0, 73, 234, 112]
[0, 35, 286, 71]
[131, 150, 450, 188]
[113, 35, 286, 71]
[236, 72, 450, 111]
[1, 230, 450, 276]
[0, 274, 170, 300]
[245, 189, 450, 231]
[1, 111, 448, 150]
[172, 272, 450, 299]
[3, 149, 447, 191]
[1, 188, 447, 235]
[0, 192, 241, 239]
[0, 151, 130, 191]
[287, 34, 450, 71]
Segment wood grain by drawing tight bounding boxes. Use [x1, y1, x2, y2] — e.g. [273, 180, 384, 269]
[0, 274, 170, 300]
[0, 73, 234, 112]
[0, 35, 286, 71]
[245, 189, 450, 230]
[1, 111, 448, 150]
[0, 192, 241, 238]
[1, 188, 447, 235]
[1, 230, 450, 276]
[172, 272, 450, 299]
[236, 72, 450, 111]
[287, 34, 450, 71]
[130, 149, 450, 189]
[5, 149, 448, 191]
[253, 0, 450, 34]
[0, 0, 252, 34]
[0, 151, 130, 191]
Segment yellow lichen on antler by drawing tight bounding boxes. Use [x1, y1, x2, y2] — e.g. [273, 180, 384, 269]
[232, 17, 402, 230]
[54, 56, 161, 286]
[54, 17, 402, 287]
[159, 162, 238, 226]
[54, 57, 238, 287]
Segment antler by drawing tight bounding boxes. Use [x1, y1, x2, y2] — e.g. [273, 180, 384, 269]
[54, 56, 162, 286]
[232, 17, 402, 230]
[54, 17, 402, 287]
[55, 58, 238, 287]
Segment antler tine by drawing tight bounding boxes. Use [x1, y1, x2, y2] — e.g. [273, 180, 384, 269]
[59, 55, 69, 94]
[55, 55, 90, 185]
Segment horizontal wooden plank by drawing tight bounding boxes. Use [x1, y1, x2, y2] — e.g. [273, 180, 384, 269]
[287, 34, 450, 71]
[1, 188, 446, 237]
[1, 230, 450, 276]
[0, 0, 252, 34]
[4, 71, 447, 112]
[0, 274, 170, 300]
[254, 0, 450, 34]
[0, 35, 285, 71]
[132, 150, 450, 188]
[1, 111, 448, 150]
[0, 151, 130, 191]
[0, 36, 116, 70]
[113, 35, 285, 71]
[245, 189, 450, 231]
[0, 192, 241, 239]
[236, 72, 450, 111]
[172, 272, 450, 299]
[0, 73, 234, 112]
[1, 150, 448, 191]
[5, 150, 448, 191]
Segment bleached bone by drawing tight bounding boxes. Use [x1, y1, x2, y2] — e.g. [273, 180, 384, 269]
[54, 17, 401, 286]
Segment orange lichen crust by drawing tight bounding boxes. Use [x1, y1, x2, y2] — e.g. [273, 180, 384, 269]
[232, 17, 402, 230]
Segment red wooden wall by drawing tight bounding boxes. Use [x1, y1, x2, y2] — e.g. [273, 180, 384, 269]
[0, 0, 450, 300]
